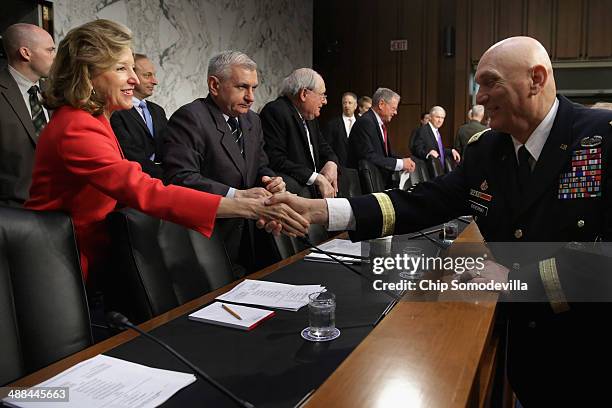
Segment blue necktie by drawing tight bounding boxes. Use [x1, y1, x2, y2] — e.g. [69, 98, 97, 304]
[435, 128, 445, 166]
[139, 100, 154, 137]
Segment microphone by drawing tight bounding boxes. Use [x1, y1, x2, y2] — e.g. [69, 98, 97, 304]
[106, 311, 256, 408]
[297, 236, 403, 302]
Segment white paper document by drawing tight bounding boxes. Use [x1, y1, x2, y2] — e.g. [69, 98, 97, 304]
[188, 301, 275, 330]
[3, 355, 196, 408]
[216, 279, 325, 311]
[304, 239, 365, 263]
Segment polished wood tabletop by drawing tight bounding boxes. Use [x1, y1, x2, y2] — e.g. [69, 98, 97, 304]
[10, 223, 502, 408]
[304, 222, 501, 408]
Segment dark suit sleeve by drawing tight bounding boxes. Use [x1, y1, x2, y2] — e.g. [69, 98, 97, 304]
[261, 104, 314, 184]
[162, 107, 232, 195]
[110, 112, 163, 179]
[348, 119, 399, 171]
[347, 164, 470, 241]
[412, 126, 431, 160]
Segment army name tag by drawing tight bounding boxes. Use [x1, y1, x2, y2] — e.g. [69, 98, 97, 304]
[469, 200, 488, 216]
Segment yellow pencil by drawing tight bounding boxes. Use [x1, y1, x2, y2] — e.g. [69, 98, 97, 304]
[222, 303, 242, 320]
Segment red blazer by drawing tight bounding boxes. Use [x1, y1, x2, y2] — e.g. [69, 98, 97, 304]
[26, 106, 221, 281]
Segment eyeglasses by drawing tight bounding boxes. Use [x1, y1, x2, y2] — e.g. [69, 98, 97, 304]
[306, 89, 327, 101]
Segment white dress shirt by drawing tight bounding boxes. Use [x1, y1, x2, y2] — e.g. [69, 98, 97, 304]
[343, 115, 355, 137]
[8, 65, 49, 121]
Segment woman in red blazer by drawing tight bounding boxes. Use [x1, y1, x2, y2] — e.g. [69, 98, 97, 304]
[25, 20, 307, 283]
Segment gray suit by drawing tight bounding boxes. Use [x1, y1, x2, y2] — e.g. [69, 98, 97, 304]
[163, 95, 275, 275]
[0, 67, 38, 206]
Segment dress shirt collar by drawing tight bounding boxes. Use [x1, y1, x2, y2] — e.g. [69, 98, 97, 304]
[342, 114, 355, 121]
[372, 109, 384, 128]
[428, 122, 441, 135]
[132, 96, 144, 109]
[511, 97, 559, 161]
[8, 65, 39, 95]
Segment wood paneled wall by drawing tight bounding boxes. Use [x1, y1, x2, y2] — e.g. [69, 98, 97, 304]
[314, 0, 612, 158]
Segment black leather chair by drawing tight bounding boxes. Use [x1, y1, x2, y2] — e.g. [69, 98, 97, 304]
[338, 167, 362, 198]
[358, 159, 388, 193]
[445, 155, 459, 173]
[107, 208, 234, 324]
[0, 206, 92, 385]
[425, 156, 445, 179]
[403, 157, 430, 190]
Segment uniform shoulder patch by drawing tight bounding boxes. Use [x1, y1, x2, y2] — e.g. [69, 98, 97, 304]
[467, 128, 491, 145]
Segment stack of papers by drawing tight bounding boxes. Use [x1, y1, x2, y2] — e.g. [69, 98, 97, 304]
[304, 239, 365, 264]
[3, 355, 195, 408]
[216, 279, 325, 311]
[188, 302, 275, 330]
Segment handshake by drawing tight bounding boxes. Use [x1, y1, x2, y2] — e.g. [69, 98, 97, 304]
[244, 192, 328, 237]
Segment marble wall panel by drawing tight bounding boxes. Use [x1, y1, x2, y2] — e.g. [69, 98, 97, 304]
[54, 0, 313, 114]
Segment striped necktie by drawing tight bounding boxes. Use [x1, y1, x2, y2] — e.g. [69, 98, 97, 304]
[228, 117, 244, 156]
[28, 85, 47, 137]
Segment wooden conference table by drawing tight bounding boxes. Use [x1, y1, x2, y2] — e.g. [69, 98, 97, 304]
[10, 222, 502, 407]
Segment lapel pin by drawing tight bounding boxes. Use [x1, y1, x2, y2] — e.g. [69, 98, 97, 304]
[480, 180, 488, 191]
[560, 144, 568, 150]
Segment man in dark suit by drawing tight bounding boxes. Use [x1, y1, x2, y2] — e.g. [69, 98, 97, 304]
[409, 111, 430, 152]
[324, 92, 357, 167]
[163, 51, 284, 275]
[268, 36, 612, 406]
[260, 68, 339, 198]
[412, 105, 461, 173]
[454, 104, 487, 155]
[0, 23, 55, 206]
[110, 54, 167, 178]
[347, 87, 415, 188]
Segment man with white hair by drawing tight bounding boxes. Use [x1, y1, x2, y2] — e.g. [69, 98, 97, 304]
[260, 68, 339, 198]
[347, 87, 415, 189]
[454, 104, 487, 155]
[163, 50, 284, 276]
[412, 105, 461, 172]
[0, 23, 55, 206]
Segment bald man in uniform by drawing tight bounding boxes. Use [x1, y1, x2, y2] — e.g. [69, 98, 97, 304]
[266, 37, 612, 405]
[0, 23, 55, 206]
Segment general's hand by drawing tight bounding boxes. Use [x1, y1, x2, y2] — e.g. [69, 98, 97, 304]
[235, 187, 272, 199]
[427, 149, 439, 159]
[319, 161, 338, 194]
[314, 174, 336, 198]
[252, 196, 309, 237]
[402, 157, 416, 172]
[263, 192, 329, 226]
[262, 176, 286, 194]
[456, 260, 510, 292]
[451, 149, 461, 163]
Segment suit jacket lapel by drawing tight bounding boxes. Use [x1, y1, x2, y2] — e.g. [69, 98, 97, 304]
[240, 113, 256, 182]
[206, 97, 247, 181]
[517, 97, 575, 217]
[127, 106, 150, 136]
[0, 68, 37, 145]
[494, 134, 522, 218]
[291, 108, 316, 169]
[368, 110, 387, 155]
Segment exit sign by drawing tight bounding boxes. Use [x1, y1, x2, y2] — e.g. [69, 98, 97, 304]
[390, 40, 408, 51]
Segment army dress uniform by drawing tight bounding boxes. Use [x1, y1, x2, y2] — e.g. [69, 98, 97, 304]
[345, 95, 612, 406]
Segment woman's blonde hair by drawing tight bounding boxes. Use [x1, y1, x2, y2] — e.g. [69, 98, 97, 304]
[45, 19, 132, 115]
